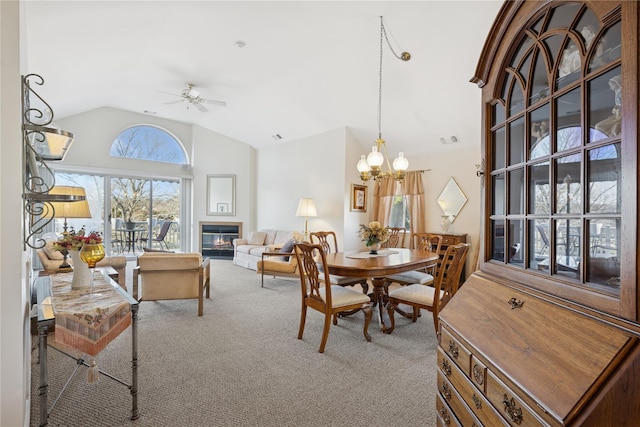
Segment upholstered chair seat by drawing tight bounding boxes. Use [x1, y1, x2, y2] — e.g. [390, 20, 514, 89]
[385, 270, 434, 286]
[387, 283, 443, 306]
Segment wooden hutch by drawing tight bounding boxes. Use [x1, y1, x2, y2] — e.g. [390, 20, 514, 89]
[437, 1, 640, 426]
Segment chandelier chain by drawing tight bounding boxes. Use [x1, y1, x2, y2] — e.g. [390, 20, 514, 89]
[378, 17, 384, 140]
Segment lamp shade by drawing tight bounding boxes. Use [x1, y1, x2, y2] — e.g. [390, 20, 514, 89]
[296, 198, 317, 217]
[25, 125, 75, 161]
[41, 186, 92, 219]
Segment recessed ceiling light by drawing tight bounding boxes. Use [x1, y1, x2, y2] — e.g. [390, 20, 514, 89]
[144, 110, 157, 115]
[272, 134, 282, 140]
[235, 40, 246, 48]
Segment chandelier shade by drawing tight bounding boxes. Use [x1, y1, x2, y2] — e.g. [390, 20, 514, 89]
[357, 16, 411, 183]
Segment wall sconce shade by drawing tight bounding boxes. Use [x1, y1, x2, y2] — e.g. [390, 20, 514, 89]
[25, 125, 75, 161]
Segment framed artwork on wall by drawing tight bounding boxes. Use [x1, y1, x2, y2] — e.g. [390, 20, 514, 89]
[351, 183, 367, 212]
[207, 174, 235, 216]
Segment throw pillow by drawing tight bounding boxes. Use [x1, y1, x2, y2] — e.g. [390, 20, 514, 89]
[248, 231, 267, 246]
[279, 239, 296, 261]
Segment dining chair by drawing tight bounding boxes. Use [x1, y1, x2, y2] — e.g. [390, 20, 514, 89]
[310, 231, 369, 294]
[294, 242, 372, 353]
[385, 242, 470, 335]
[382, 227, 406, 249]
[385, 233, 443, 288]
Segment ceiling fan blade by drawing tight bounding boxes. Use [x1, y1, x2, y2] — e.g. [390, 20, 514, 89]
[203, 99, 227, 107]
[194, 102, 209, 113]
[164, 100, 185, 105]
[157, 90, 182, 98]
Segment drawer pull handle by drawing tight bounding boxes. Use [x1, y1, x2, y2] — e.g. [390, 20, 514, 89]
[473, 393, 482, 409]
[503, 394, 524, 424]
[472, 364, 484, 386]
[439, 408, 451, 425]
[441, 359, 452, 377]
[440, 382, 452, 400]
[508, 297, 524, 309]
[448, 340, 459, 358]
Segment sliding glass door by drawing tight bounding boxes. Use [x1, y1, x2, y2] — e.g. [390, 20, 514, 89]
[53, 172, 181, 256]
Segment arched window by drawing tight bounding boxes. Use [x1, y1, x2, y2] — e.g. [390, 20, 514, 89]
[110, 125, 188, 164]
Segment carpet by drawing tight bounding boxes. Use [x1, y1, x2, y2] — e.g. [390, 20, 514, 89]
[31, 260, 438, 426]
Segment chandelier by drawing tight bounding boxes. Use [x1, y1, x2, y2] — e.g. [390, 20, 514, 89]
[357, 16, 411, 182]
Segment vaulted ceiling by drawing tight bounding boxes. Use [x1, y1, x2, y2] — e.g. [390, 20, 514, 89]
[22, 1, 503, 156]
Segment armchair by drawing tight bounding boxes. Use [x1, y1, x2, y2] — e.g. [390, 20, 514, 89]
[133, 252, 211, 316]
[257, 240, 299, 287]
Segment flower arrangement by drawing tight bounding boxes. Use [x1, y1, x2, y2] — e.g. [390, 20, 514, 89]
[359, 221, 389, 246]
[52, 228, 103, 252]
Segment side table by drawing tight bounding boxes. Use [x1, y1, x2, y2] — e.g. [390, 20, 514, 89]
[35, 271, 139, 426]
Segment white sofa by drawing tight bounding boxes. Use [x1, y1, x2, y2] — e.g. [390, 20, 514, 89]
[233, 229, 304, 270]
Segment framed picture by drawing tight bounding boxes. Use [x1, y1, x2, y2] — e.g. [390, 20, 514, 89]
[207, 174, 236, 216]
[350, 183, 367, 212]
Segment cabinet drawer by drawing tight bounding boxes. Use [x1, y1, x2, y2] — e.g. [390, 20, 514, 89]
[436, 393, 463, 427]
[438, 348, 508, 427]
[442, 236, 457, 245]
[486, 370, 551, 426]
[440, 326, 472, 375]
[437, 372, 484, 427]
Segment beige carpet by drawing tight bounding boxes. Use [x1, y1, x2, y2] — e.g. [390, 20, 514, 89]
[31, 260, 438, 426]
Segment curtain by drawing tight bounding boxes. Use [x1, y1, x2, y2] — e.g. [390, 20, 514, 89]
[371, 171, 425, 247]
[401, 171, 426, 245]
[372, 176, 396, 224]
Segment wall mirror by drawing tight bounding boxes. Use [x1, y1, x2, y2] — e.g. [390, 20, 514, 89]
[437, 177, 467, 223]
[207, 174, 235, 216]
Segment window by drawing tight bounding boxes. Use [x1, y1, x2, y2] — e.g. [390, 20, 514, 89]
[388, 195, 410, 230]
[110, 125, 187, 164]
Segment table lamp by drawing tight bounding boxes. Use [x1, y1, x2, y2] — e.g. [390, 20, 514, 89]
[41, 186, 92, 269]
[296, 198, 317, 240]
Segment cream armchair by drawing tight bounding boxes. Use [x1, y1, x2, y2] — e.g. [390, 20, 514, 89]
[133, 252, 211, 316]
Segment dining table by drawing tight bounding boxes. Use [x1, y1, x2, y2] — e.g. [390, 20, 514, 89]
[324, 248, 439, 331]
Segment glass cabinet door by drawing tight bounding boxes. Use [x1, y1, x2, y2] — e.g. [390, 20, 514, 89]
[485, 2, 625, 307]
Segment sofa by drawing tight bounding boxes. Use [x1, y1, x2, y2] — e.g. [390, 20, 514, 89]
[233, 229, 304, 270]
[36, 240, 128, 289]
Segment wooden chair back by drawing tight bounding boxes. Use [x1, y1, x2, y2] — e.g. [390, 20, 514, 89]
[412, 233, 443, 274]
[310, 231, 338, 254]
[383, 227, 406, 248]
[294, 242, 372, 353]
[386, 242, 470, 334]
[432, 243, 470, 321]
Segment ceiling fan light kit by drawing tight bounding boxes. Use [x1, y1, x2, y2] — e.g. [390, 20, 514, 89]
[162, 83, 227, 112]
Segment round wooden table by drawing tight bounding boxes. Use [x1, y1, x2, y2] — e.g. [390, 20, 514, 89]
[324, 248, 438, 331]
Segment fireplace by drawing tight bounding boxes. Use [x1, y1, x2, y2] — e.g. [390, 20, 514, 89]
[199, 222, 242, 260]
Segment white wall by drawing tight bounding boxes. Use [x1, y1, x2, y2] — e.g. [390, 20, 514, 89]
[2, 2, 30, 426]
[191, 124, 255, 248]
[256, 127, 348, 246]
[58, 107, 193, 178]
[410, 145, 482, 277]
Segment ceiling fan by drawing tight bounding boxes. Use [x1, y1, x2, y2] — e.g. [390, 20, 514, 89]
[161, 84, 227, 112]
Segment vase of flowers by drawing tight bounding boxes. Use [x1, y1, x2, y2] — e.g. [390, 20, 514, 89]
[53, 229, 103, 289]
[359, 221, 389, 255]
